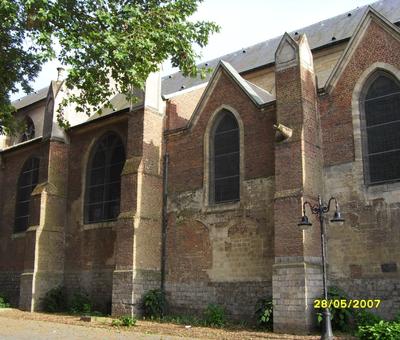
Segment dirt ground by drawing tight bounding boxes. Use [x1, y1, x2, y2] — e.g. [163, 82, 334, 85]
[0, 309, 354, 339]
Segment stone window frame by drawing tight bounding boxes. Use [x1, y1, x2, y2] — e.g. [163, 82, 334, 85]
[203, 105, 245, 212]
[82, 130, 126, 228]
[352, 62, 400, 198]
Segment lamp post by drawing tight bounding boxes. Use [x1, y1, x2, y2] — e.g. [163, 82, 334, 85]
[298, 195, 345, 340]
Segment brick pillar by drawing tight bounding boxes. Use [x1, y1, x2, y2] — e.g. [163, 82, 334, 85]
[273, 34, 324, 333]
[112, 71, 164, 316]
[111, 111, 143, 316]
[19, 141, 67, 311]
[112, 107, 164, 316]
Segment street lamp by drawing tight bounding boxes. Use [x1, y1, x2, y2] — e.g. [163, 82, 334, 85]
[298, 195, 345, 340]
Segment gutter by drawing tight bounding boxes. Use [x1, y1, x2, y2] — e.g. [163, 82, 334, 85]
[0, 136, 43, 155]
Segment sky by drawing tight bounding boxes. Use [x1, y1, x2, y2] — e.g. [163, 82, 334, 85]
[12, 0, 375, 100]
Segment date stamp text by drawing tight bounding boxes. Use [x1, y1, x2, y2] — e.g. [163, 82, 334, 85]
[313, 299, 381, 309]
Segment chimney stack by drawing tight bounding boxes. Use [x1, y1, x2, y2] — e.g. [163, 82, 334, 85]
[57, 67, 65, 81]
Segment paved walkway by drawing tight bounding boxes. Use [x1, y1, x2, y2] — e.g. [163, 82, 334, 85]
[0, 315, 189, 340]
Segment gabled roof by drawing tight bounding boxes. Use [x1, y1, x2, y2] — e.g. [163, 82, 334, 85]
[325, 5, 400, 92]
[219, 61, 275, 106]
[86, 89, 144, 122]
[161, 0, 400, 95]
[167, 60, 274, 134]
[12, 87, 48, 110]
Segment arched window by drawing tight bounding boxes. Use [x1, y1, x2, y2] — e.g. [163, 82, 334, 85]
[362, 72, 400, 184]
[14, 157, 40, 233]
[20, 116, 35, 142]
[211, 110, 240, 203]
[85, 132, 125, 223]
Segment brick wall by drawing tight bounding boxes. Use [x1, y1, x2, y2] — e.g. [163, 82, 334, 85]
[65, 120, 128, 312]
[164, 68, 275, 319]
[320, 18, 400, 320]
[0, 141, 49, 307]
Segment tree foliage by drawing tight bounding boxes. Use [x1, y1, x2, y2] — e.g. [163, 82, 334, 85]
[0, 0, 219, 134]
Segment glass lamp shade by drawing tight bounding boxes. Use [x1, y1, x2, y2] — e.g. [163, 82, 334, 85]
[330, 211, 345, 224]
[298, 215, 312, 230]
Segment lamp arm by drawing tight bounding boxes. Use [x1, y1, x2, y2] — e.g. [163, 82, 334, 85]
[303, 201, 314, 216]
[326, 196, 339, 213]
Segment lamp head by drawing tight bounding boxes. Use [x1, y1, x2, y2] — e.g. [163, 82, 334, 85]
[298, 215, 312, 230]
[330, 210, 345, 224]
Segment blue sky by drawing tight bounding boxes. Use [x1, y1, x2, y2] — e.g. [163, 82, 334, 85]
[12, 0, 374, 100]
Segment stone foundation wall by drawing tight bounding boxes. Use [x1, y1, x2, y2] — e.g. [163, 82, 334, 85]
[64, 270, 114, 313]
[166, 280, 272, 321]
[0, 271, 20, 306]
[331, 278, 400, 320]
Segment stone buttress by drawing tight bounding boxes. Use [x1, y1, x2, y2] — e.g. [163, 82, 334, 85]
[272, 33, 324, 333]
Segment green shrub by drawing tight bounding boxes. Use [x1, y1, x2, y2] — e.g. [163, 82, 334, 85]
[255, 298, 273, 330]
[203, 304, 226, 327]
[112, 315, 137, 327]
[41, 286, 68, 313]
[357, 320, 400, 339]
[69, 291, 92, 315]
[0, 295, 10, 308]
[316, 286, 354, 332]
[355, 310, 382, 327]
[142, 289, 165, 318]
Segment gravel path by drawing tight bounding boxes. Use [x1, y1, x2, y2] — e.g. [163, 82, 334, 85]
[0, 314, 188, 340]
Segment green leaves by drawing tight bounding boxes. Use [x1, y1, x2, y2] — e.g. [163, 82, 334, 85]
[255, 298, 273, 330]
[358, 320, 400, 340]
[1, 0, 220, 135]
[142, 289, 165, 318]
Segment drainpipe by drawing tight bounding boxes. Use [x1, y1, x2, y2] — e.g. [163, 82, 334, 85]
[160, 151, 169, 312]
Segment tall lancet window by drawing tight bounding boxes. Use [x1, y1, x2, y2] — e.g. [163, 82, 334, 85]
[85, 132, 125, 223]
[211, 110, 240, 203]
[362, 72, 400, 184]
[14, 157, 40, 233]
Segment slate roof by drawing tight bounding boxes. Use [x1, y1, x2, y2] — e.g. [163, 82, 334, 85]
[12, 87, 48, 110]
[86, 89, 144, 122]
[161, 0, 400, 95]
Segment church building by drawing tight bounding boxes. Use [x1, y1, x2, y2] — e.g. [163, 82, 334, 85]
[1, 0, 400, 333]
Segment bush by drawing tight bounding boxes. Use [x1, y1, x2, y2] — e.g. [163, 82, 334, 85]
[357, 320, 400, 339]
[316, 286, 354, 332]
[69, 291, 92, 315]
[142, 289, 165, 318]
[41, 286, 68, 313]
[203, 304, 226, 327]
[0, 295, 10, 308]
[112, 315, 137, 327]
[255, 298, 273, 330]
[355, 310, 382, 327]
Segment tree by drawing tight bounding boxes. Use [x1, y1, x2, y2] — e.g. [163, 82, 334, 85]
[0, 0, 219, 134]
